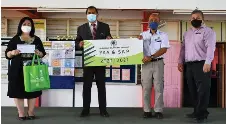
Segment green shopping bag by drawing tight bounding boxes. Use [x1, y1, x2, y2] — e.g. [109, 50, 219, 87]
[23, 54, 50, 92]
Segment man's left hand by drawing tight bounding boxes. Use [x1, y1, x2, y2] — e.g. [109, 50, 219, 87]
[106, 36, 112, 39]
[203, 64, 211, 73]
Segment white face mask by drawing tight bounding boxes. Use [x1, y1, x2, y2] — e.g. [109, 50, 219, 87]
[21, 26, 31, 33]
[87, 14, 97, 22]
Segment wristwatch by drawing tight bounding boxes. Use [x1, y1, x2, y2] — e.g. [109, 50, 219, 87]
[150, 55, 155, 59]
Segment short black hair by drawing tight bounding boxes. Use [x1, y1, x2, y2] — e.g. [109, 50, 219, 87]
[86, 6, 98, 14]
[16, 17, 35, 37]
[191, 9, 204, 20]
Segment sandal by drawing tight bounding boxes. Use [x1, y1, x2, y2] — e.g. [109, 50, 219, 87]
[27, 112, 37, 120]
[18, 114, 27, 121]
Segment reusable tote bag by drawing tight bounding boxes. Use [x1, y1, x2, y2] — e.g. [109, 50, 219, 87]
[23, 54, 50, 92]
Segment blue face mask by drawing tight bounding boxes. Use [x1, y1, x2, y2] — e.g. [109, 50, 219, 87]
[87, 14, 97, 22]
[149, 22, 159, 30]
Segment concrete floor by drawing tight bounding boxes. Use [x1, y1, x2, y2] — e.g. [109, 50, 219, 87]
[1, 107, 226, 124]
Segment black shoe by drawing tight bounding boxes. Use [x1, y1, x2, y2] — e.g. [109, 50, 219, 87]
[154, 112, 163, 119]
[193, 117, 207, 123]
[185, 112, 196, 118]
[100, 111, 109, 117]
[80, 110, 90, 117]
[143, 112, 152, 118]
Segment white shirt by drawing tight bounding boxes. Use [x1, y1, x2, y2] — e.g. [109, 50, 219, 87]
[140, 30, 170, 58]
[89, 21, 98, 34]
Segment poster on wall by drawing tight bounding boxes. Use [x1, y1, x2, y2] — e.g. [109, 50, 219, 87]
[51, 50, 65, 59]
[106, 69, 110, 77]
[112, 69, 120, 80]
[33, 19, 46, 41]
[42, 41, 76, 76]
[64, 41, 75, 49]
[52, 67, 61, 76]
[83, 39, 143, 66]
[75, 56, 83, 67]
[122, 69, 130, 81]
[43, 41, 52, 49]
[61, 68, 74, 76]
[1, 18, 7, 37]
[52, 41, 64, 49]
[1, 70, 8, 83]
[63, 59, 75, 68]
[65, 49, 75, 58]
[51, 59, 62, 67]
[1, 46, 7, 57]
[75, 69, 83, 77]
[1, 58, 8, 70]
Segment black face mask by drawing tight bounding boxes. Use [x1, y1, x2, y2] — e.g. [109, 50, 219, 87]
[191, 19, 202, 28]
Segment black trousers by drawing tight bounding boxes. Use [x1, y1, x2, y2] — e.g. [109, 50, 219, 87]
[83, 66, 106, 112]
[185, 61, 211, 118]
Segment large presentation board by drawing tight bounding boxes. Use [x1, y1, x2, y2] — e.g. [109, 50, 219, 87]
[73, 39, 138, 84]
[83, 39, 143, 66]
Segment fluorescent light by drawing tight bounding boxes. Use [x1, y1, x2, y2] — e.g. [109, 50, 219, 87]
[37, 8, 86, 12]
[174, 12, 226, 14]
[173, 10, 226, 14]
[2, 7, 36, 11]
[2, 8, 36, 10]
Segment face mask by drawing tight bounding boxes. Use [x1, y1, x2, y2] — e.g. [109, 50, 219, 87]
[191, 19, 202, 28]
[149, 22, 158, 30]
[87, 14, 97, 22]
[21, 26, 31, 33]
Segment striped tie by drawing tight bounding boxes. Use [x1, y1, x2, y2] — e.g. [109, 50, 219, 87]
[91, 23, 97, 39]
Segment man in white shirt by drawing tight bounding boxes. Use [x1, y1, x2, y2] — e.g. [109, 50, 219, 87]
[139, 13, 170, 119]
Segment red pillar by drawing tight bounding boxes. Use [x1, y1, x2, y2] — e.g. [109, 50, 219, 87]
[142, 11, 155, 108]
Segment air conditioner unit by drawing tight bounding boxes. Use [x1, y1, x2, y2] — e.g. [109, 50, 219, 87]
[173, 10, 226, 15]
[37, 8, 86, 12]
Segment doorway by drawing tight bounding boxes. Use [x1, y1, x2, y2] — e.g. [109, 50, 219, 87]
[182, 42, 226, 108]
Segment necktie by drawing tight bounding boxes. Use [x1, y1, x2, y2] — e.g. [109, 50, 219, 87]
[91, 23, 97, 39]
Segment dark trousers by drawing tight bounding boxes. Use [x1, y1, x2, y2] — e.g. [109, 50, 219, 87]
[83, 66, 106, 112]
[185, 61, 211, 118]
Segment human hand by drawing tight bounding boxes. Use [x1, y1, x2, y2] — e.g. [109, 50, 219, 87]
[178, 63, 183, 72]
[138, 35, 143, 40]
[35, 49, 43, 57]
[79, 41, 84, 48]
[203, 64, 211, 73]
[142, 56, 151, 63]
[106, 36, 112, 39]
[11, 50, 20, 56]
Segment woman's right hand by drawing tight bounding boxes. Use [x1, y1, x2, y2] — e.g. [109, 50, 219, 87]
[10, 49, 20, 56]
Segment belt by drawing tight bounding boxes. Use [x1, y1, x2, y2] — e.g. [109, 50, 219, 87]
[151, 58, 163, 62]
[186, 60, 205, 64]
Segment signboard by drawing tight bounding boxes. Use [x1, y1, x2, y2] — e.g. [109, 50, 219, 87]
[84, 39, 143, 66]
[34, 19, 46, 41]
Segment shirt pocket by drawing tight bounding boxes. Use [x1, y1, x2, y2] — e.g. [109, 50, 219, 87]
[154, 40, 162, 50]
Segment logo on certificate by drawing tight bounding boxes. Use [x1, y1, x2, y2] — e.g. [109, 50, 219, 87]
[110, 40, 117, 47]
